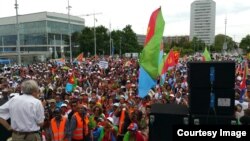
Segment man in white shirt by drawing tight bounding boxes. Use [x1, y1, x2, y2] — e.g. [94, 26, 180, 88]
[0, 79, 45, 141]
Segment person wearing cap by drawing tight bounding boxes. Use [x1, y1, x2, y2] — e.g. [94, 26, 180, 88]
[119, 95, 126, 105]
[108, 103, 120, 127]
[89, 105, 105, 130]
[95, 117, 118, 141]
[70, 104, 89, 141]
[67, 100, 78, 121]
[61, 103, 69, 118]
[48, 99, 57, 119]
[48, 108, 70, 141]
[0, 79, 44, 141]
[123, 123, 145, 141]
[78, 93, 89, 107]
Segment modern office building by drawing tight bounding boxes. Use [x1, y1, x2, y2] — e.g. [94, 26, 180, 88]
[190, 0, 216, 45]
[0, 12, 85, 62]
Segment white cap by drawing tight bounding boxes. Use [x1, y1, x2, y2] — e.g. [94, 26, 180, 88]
[107, 117, 114, 124]
[237, 76, 242, 81]
[61, 103, 67, 108]
[170, 94, 175, 97]
[120, 95, 125, 99]
[113, 103, 120, 107]
[74, 89, 79, 93]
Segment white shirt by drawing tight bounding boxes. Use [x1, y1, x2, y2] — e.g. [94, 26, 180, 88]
[0, 94, 45, 132]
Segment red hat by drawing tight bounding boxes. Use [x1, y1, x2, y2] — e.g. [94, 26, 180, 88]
[127, 123, 138, 131]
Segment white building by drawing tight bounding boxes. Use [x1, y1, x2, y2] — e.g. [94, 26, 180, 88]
[190, 0, 216, 45]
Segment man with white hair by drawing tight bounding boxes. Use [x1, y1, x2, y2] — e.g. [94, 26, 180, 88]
[0, 79, 45, 141]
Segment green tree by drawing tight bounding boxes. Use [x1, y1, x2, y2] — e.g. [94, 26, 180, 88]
[240, 34, 250, 52]
[78, 27, 93, 56]
[122, 25, 141, 53]
[71, 31, 81, 56]
[75, 25, 140, 56]
[111, 30, 123, 55]
[214, 34, 234, 52]
[95, 25, 110, 56]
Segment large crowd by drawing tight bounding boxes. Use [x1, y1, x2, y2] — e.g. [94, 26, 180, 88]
[0, 54, 250, 141]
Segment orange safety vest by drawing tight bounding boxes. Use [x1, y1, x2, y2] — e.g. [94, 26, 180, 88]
[51, 117, 68, 141]
[72, 112, 89, 140]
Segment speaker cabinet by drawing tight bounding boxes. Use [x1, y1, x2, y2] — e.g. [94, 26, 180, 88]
[149, 104, 189, 141]
[189, 88, 235, 116]
[188, 61, 235, 89]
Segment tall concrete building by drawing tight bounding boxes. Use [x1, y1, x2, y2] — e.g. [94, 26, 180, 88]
[190, 0, 216, 45]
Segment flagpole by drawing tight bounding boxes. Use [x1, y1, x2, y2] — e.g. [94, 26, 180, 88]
[15, 0, 21, 65]
[67, 0, 72, 62]
[94, 13, 96, 57]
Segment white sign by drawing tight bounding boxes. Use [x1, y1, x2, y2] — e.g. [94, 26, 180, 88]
[98, 61, 109, 69]
[125, 53, 131, 58]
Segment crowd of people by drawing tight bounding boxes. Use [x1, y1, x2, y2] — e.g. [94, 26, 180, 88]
[0, 54, 250, 141]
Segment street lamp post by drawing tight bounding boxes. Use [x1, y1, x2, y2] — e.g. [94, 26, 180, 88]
[109, 22, 112, 56]
[80, 13, 102, 57]
[15, 0, 21, 65]
[222, 18, 228, 53]
[94, 14, 96, 57]
[67, 0, 72, 62]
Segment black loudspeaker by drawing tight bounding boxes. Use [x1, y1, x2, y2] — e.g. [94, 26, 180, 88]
[190, 115, 237, 125]
[149, 104, 189, 141]
[189, 88, 235, 116]
[188, 61, 235, 89]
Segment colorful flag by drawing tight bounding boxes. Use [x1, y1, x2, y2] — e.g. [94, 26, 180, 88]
[68, 73, 77, 90]
[54, 58, 65, 65]
[161, 49, 176, 74]
[202, 47, 211, 61]
[74, 53, 84, 63]
[173, 51, 180, 64]
[65, 83, 73, 93]
[139, 7, 165, 79]
[138, 7, 165, 98]
[239, 61, 248, 102]
[138, 67, 157, 98]
[240, 61, 248, 90]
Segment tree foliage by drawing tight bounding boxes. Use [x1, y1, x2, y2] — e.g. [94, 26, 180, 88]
[240, 34, 250, 51]
[74, 25, 140, 56]
[214, 34, 234, 52]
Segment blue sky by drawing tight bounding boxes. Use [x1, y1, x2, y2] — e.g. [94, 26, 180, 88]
[0, 0, 249, 42]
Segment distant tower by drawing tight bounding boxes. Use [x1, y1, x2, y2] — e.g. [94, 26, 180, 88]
[190, 0, 216, 45]
[222, 18, 227, 52]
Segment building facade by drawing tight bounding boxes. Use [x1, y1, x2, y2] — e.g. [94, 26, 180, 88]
[0, 12, 85, 62]
[190, 0, 216, 45]
[137, 34, 189, 46]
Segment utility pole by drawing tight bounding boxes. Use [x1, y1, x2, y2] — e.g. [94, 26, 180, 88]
[67, 0, 72, 62]
[109, 22, 112, 56]
[223, 18, 227, 52]
[80, 12, 102, 57]
[15, 0, 21, 65]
